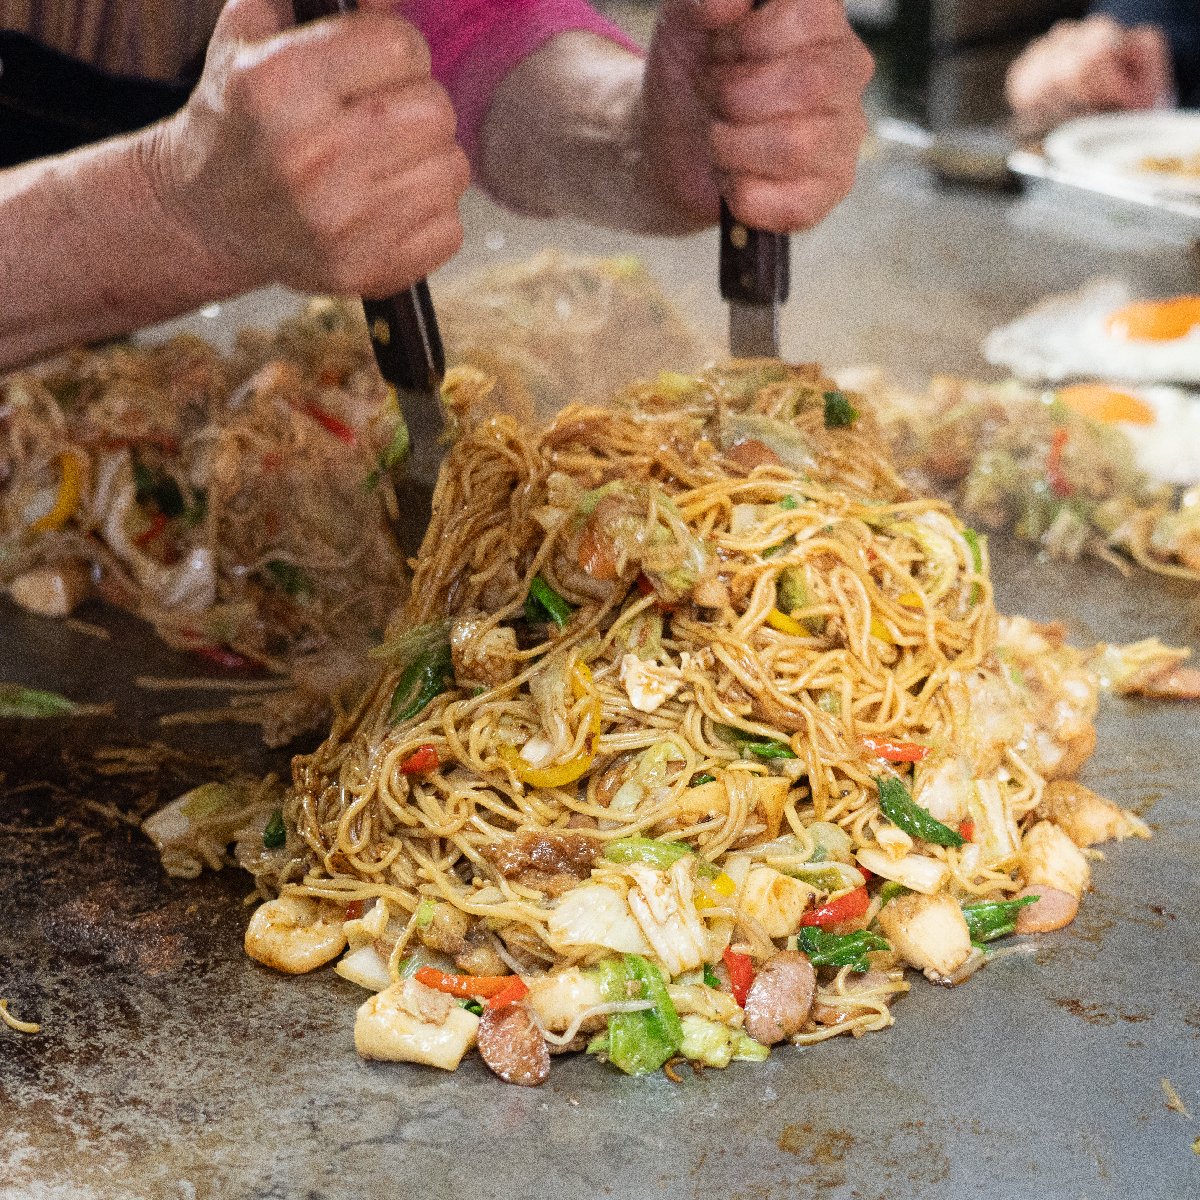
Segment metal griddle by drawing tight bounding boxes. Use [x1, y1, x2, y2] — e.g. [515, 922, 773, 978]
[4, 155, 1200, 1199]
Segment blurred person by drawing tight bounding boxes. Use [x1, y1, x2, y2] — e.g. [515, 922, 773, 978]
[1005, 2, 1198, 127]
[0, 0, 874, 370]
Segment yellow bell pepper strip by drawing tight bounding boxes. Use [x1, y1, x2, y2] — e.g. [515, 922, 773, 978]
[765, 608, 806, 637]
[869, 616, 895, 644]
[499, 662, 601, 786]
[896, 592, 923, 608]
[31, 452, 83, 533]
[692, 871, 737, 909]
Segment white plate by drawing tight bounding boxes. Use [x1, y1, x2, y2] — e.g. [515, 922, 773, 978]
[1044, 111, 1200, 195]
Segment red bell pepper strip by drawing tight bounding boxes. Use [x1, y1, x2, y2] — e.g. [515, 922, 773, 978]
[195, 645, 250, 669]
[1047, 427, 1072, 498]
[301, 401, 357, 447]
[799, 885, 870, 928]
[960, 820, 975, 843]
[635, 572, 680, 612]
[133, 511, 169, 548]
[400, 745, 440, 774]
[414, 967, 521, 999]
[485, 976, 530, 1010]
[722, 947, 755, 1008]
[859, 736, 930, 763]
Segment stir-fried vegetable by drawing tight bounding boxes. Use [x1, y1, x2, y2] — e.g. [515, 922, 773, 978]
[961, 896, 1038, 943]
[389, 643, 455, 725]
[714, 723, 797, 760]
[413, 968, 518, 999]
[875, 775, 965, 848]
[0, 684, 78, 718]
[266, 559, 314, 599]
[400, 745, 440, 774]
[798, 927, 889, 973]
[485, 976, 529, 1009]
[262, 808, 286, 848]
[859, 736, 930, 763]
[525, 575, 574, 629]
[799, 885, 870, 927]
[31, 452, 83, 532]
[500, 661, 601, 787]
[823, 390, 860, 429]
[603, 837, 722, 879]
[589, 955, 683, 1075]
[722, 948, 754, 1008]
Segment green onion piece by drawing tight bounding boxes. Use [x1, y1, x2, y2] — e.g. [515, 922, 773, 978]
[593, 955, 683, 1076]
[603, 837, 720, 879]
[762, 536, 797, 559]
[778, 494, 799, 511]
[689, 773, 716, 788]
[798, 927, 889, 974]
[388, 642, 455, 725]
[713, 723, 797, 760]
[263, 808, 286, 848]
[525, 574, 574, 629]
[879, 880, 911, 907]
[266, 559, 314, 599]
[459, 998, 484, 1015]
[415, 899, 435, 928]
[0, 684, 78, 718]
[777, 864, 847, 891]
[823, 391, 860, 429]
[875, 775, 964, 847]
[961, 896, 1038, 943]
[962, 527, 986, 605]
[703, 963, 721, 989]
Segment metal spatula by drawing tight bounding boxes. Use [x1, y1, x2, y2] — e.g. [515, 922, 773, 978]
[719, 0, 789, 358]
[292, 0, 447, 557]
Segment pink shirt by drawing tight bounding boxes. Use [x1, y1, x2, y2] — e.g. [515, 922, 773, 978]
[396, 0, 644, 173]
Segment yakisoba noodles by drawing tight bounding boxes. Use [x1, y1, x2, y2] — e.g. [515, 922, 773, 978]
[224, 360, 1148, 1085]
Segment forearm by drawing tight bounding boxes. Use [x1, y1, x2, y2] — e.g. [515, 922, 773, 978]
[478, 33, 705, 236]
[0, 123, 249, 371]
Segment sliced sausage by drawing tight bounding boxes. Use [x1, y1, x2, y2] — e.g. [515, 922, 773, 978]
[477, 1003, 550, 1087]
[1013, 886, 1078, 934]
[742, 950, 815, 1046]
[726, 439, 782, 471]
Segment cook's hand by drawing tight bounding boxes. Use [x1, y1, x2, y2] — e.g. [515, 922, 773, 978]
[643, 0, 873, 233]
[1005, 14, 1174, 127]
[151, 0, 470, 298]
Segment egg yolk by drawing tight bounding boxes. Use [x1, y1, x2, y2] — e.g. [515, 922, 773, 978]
[1057, 384, 1156, 425]
[1105, 296, 1200, 342]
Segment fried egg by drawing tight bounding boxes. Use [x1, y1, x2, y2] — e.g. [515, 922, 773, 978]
[985, 279, 1200, 385]
[1055, 381, 1200, 485]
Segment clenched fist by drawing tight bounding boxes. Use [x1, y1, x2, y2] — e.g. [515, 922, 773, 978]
[644, 0, 875, 233]
[1006, 13, 1174, 129]
[152, 0, 470, 299]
